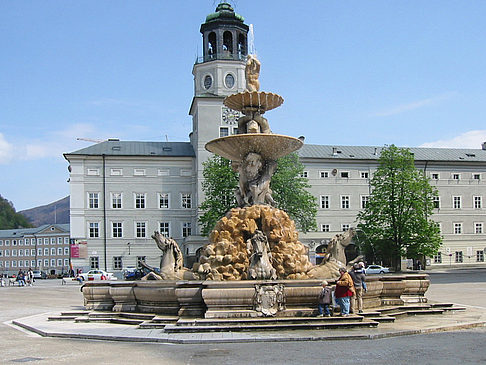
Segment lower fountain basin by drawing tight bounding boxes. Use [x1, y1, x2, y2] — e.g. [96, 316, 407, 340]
[205, 134, 303, 161]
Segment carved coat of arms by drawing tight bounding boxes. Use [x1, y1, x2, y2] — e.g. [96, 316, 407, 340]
[253, 284, 285, 316]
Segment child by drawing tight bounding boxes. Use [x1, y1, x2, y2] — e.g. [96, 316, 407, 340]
[317, 280, 333, 317]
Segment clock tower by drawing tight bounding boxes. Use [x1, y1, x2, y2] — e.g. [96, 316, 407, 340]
[189, 2, 249, 235]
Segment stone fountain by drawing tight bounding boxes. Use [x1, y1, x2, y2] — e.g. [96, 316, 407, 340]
[81, 55, 431, 319]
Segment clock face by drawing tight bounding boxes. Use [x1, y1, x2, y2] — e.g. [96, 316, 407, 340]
[203, 75, 212, 90]
[222, 107, 239, 125]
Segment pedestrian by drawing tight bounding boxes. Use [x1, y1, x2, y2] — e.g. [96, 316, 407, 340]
[317, 280, 333, 317]
[335, 267, 355, 316]
[349, 263, 366, 314]
[17, 270, 26, 287]
[27, 268, 34, 286]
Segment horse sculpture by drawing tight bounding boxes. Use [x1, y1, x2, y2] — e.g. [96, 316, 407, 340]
[247, 230, 277, 280]
[141, 231, 197, 280]
[307, 228, 363, 279]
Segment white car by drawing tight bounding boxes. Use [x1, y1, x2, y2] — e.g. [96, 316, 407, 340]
[78, 270, 117, 281]
[365, 265, 390, 274]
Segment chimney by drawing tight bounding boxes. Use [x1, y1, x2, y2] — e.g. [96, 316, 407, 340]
[482, 142, 486, 150]
[332, 147, 338, 156]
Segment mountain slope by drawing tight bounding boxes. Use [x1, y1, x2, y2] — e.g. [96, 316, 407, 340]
[20, 196, 70, 227]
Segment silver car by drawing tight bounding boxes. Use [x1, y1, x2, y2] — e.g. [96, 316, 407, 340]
[365, 265, 390, 274]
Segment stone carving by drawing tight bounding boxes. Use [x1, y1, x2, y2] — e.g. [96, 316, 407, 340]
[247, 230, 277, 280]
[307, 228, 362, 279]
[237, 110, 270, 134]
[245, 54, 260, 92]
[234, 153, 276, 207]
[193, 205, 313, 280]
[142, 232, 198, 280]
[253, 283, 285, 316]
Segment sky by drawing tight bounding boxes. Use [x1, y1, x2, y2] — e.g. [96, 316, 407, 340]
[1, 0, 486, 211]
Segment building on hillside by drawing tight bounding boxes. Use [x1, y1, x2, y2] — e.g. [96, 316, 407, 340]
[64, 3, 486, 272]
[0, 224, 71, 276]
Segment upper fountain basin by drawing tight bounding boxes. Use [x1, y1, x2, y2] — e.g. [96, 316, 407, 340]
[224, 91, 284, 113]
[205, 134, 303, 162]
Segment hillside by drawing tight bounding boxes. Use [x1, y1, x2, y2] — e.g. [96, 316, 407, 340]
[20, 196, 70, 227]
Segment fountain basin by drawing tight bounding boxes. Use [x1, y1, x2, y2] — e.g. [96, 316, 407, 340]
[224, 91, 283, 112]
[205, 134, 303, 162]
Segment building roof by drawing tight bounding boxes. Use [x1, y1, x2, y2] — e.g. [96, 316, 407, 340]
[0, 224, 70, 239]
[298, 144, 486, 163]
[64, 141, 195, 158]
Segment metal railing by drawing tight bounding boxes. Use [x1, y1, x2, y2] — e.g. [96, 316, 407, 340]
[195, 53, 247, 64]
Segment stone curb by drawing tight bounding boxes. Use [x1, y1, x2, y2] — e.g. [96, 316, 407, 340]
[10, 315, 486, 344]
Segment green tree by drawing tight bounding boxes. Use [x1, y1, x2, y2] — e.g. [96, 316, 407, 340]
[356, 145, 442, 271]
[198, 153, 317, 236]
[0, 195, 33, 229]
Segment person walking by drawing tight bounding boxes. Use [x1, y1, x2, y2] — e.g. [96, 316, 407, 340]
[349, 263, 366, 314]
[27, 268, 34, 286]
[335, 267, 355, 316]
[317, 280, 333, 317]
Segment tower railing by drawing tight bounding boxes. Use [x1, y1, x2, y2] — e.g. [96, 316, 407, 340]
[195, 53, 247, 64]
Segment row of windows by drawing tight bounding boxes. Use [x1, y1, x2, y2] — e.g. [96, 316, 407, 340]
[451, 222, 486, 234]
[88, 221, 192, 239]
[0, 247, 69, 257]
[219, 126, 239, 137]
[318, 195, 485, 210]
[0, 237, 69, 246]
[89, 256, 146, 271]
[88, 192, 192, 209]
[320, 195, 369, 209]
[0, 259, 69, 268]
[87, 168, 192, 177]
[433, 251, 484, 263]
[303, 170, 482, 181]
[320, 224, 352, 232]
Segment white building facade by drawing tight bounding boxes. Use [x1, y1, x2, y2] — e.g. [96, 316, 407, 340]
[64, 4, 486, 272]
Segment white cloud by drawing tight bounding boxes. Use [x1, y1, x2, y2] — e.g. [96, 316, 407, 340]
[372, 92, 456, 117]
[0, 133, 14, 164]
[420, 130, 486, 149]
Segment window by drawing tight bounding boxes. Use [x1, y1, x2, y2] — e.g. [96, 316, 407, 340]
[88, 192, 99, 209]
[87, 168, 99, 176]
[181, 193, 192, 209]
[5, 250, 9, 257]
[453, 196, 461, 209]
[219, 127, 229, 137]
[57, 259, 62, 266]
[361, 195, 369, 209]
[341, 196, 350, 209]
[137, 256, 146, 269]
[134, 169, 146, 176]
[44, 259, 49, 267]
[64, 237, 69, 244]
[51, 237, 56, 245]
[360, 172, 369, 179]
[159, 222, 170, 237]
[182, 222, 192, 237]
[433, 252, 442, 264]
[57, 247, 63, 255]
[475, 223, 483, 234]
[111, 193, 122, 209]
[0, 240, 2, 246]
[159, 193, 169, 209]
[477, 251, 484, 262]
[433, 196, 440, 209]
[12, 261, 17, 268]
[89, 256, 99, 269]
[112, 222, 123, 238]
[113, 256, 123, 270]
[474, 196, 482, 209]
[31, 249, 35, 256]
[321, 224, 330, 232]
[51, 248, 56, 255]
[300, 171, 309, 178]
[320, 196, 330, 209]
[12, 240, 17, 246]
[64, 259, 69, 266]
[135, 222, 146, 238]
[44, 248, 49, 255]
[5, 240, 9, 246]
[89, 222, 99, 238]
[12, 249, 17, 257]
[37, 238, 42, 245]
[18, 249, 23, 257]
[180, 169, 192, 177]
[5, 261, 9, 268]
[341, 224, 350, 231]
[431, 173, 439, 180]
[158, 169, 169, 176]
[452, 173, 460, 180]
[37, 248, 42, 256]
[110, 168, 122, 176]
[453, 223, 462, 234]
[340, 171, 349, 178]
[49, 259, 55, 266]
[19, 239, 23, 246]
[57, 237, 62, 244]
[473, 173, 481, 180]
[44, 238, 48, 245]
[24, 249, 29, 256]
[64, 247, 69, 255]
[319, 171, 329, 178]
[135, 193, 146, 209]
[455, 251, 463, 263]
[37, 259, 41, 267]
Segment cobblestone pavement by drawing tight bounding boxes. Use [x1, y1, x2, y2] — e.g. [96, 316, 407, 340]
[1, 270, 485, 364]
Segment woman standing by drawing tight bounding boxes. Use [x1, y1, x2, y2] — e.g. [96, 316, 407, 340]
[335, 267, 355, 316]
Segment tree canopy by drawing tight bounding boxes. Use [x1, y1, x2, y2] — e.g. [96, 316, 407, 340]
[356, 145, 442, 270]
[198, 153, 317, 236]
[0, 195, 33, 229]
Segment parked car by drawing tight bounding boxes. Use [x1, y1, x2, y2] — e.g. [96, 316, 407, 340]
[123, 267, 143, 280]
[78, 270, 117, 281]
[365, 265, 390, 274]
[32, 270, 47, 279]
